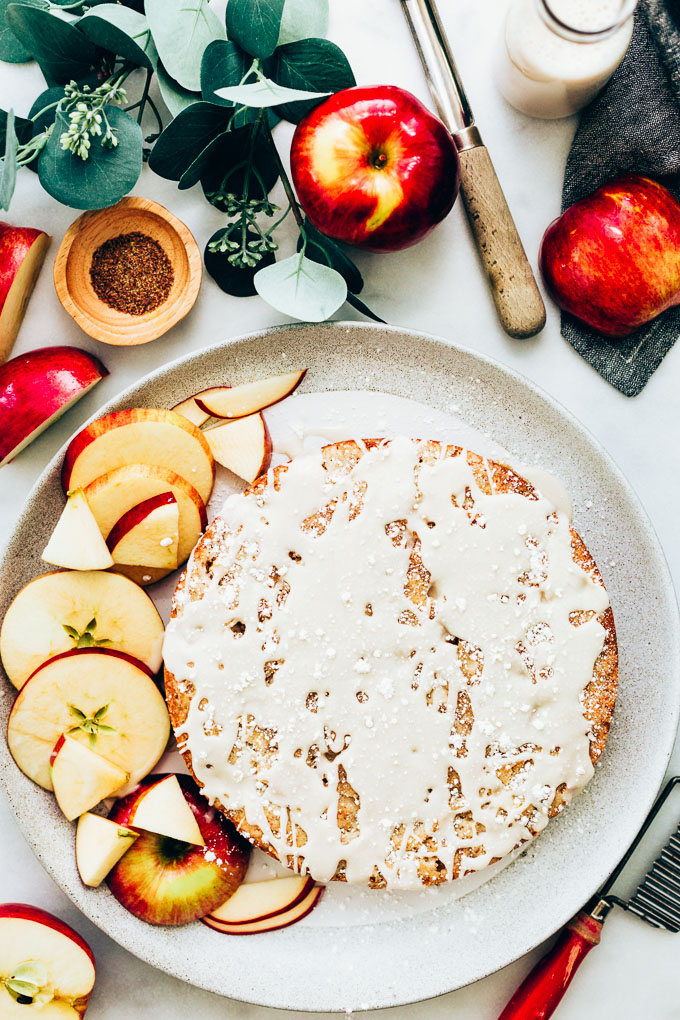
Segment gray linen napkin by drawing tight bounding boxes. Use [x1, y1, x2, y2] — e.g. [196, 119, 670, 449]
[561, 0, 680, 397]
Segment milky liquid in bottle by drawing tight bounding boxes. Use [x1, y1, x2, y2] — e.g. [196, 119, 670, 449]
[496, 0, 636, 119]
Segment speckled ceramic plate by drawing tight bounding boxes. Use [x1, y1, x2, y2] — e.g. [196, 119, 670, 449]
[1, 322, 678, 1013]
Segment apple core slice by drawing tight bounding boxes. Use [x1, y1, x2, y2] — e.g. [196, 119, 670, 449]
[50, 734, 129, 821]
[209, 875, 314, 925]
[194, 369, 306, 419]
[62, 408, 215, 504]
[202, 884, 323, 934]
[42, 489, 114, 571]
[7, 648, 170, 793]
[204, 413, 272, 483]
[76, 813, 138, 888]
[0, 569, 165, 689]
[127, 774, 205, 846]
[106, 492, 179, 569]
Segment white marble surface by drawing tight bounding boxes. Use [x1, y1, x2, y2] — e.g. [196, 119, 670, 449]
[1, 0, 679, 1017]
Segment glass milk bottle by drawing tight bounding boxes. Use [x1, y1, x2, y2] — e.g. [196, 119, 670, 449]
[496, 0, 637, 119]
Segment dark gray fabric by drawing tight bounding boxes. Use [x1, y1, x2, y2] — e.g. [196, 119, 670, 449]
[561, 0, 680, 397]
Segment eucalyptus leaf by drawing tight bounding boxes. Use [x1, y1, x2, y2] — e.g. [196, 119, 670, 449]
[205, 227, 276, 296]
[346, 291, 386, 323]
[77, 5, 157, 70]
[156, 61, 199, 117]
[0, 108, 17, 210]
[277, 0, 328, 46]
[0, 107, 32, 148]
[215, 77, 330, 109]
[146, 0, 224, 92]
[200, 38, 250, 108]
[299, 221, 363, 294]
[254, 253, 347, 321]
[38, 107, 142, 208]
[148, 101, 229, 180]
[273, 38, 355, 123]
[225, 0, 285, 60]
[5, 4, 103, 84]
[0, 0, 48, 63]
[199, 124, 278, 208]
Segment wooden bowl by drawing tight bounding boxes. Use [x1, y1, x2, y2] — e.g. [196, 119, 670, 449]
[53, 197, 202, 346]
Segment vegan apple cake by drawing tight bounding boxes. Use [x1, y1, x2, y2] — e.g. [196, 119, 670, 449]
[163, 437, 617, 890]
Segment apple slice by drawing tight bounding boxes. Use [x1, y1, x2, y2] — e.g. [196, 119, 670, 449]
[76, 813, 138, 888]
[194, 369, 306, 420]
[7, 647, 170, 793]
[0, 902, 95, 1016]
[50, 735, 129, 821]
[171, 396, 210, 428]
[106, 492, 179, 570]
[0, 224, 50, 364]
[204, 413, 272, 483]
[203, 884, 323, 935]
[0, 569, 165, 689]
[0, 347, 107, 468]
[62, 408, 215, 504]
[209, 875, 314, 925]
[126, 774, 205, 846]
[42, 489, 114, 571]
[107, 774, 250, 925]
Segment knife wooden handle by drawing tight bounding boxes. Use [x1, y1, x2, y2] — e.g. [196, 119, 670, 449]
[457, 144, 546, 339]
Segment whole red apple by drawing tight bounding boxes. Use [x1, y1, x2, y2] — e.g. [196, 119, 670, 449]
[0, 223, 50, 363]
[540, 175, 680, 337]
[290, 85, 460, 253]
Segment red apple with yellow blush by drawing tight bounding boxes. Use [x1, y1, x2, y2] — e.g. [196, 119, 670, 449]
[290, 85, 460, 253]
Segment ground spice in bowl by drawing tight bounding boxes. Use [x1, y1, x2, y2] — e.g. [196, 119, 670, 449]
[90, 231, 174, 315]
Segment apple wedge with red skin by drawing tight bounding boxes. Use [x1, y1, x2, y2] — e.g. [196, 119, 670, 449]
[107, 774, 251, 926]
[0, 223, 50, 363]
[76, 813, 138, 889]
[204, 413, 272, 484]
[194, 369, 306, 420]
[0, 347, 107, 468]
[106, 492, 179, 570]
[540, 174, 680, 337]
[208, 875, 314, 925]
[62, 408, 215, 504]
[202, 884, 323, 935]
[291, 85, 460, 253]
[124, 773, 205, 846]
[0, 902, 95, 1016]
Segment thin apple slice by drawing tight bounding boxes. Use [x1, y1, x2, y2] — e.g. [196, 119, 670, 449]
[0, 569, 165, 690]
[62, 408, 215, 504]
[50, 735, 129, 821]
[107, 493, 179, 570]
[76, 813, 138, 888]
[7, 648, 170, 793]
[84, 464, 206, 575]
[171, 396, 210, 428]
[126, 774, 205, 846]
[209, 875, 313, 925]
[194, 369, 306, 420]
[203, 884, 323, 934]
[42, 489, 114, 571]
[204, 413, 272, 483]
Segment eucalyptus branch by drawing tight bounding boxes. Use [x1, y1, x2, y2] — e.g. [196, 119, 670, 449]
[263, 121, 305, 233]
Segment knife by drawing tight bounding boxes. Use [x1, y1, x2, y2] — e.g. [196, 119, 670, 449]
[400, 0, 546, 339]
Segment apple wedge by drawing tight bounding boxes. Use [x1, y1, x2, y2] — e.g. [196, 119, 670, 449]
[42, 489, 114, 571]
[171, 396, 210, 428]
[62, 408, 215, 504]
[50, 735, 129, 821]
[107, 774, 250, 925]
[209, 875, 314, 925]
[0, 347, 107, 468]
[204, 413, 272, 483]
[7, 648, 170, 793]
[0, 569, 165, 689]
[0, 224, 51, 364]
[0, 903, 95, 1016]
[125, 774, 205, 846]
[107, 492, 179, 570]
[203, 884, 323, 934]
[76, 813, 138, 888]
[194, 369, 306, 419]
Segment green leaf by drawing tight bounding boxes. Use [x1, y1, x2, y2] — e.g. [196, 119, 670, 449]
[0, 109, 17, 211]
[215, 76, 329, 109]
[299, 221, 363, 294]
[0, 0, 48, 63]
[254, 253, 347, 321]
[5, 4, 103, 84]
[199, 124, 278, 207]
[0, 107, 32, 148]
[346, 291, 386, 323]
[205, 227, 276, 297]
[156, 61, 199, 117]
[146, 0, 224, 92]
[38, 107, 142, 208]
[77, 5, 157, 69]
[200, 38, 250, 108]
[226, 0, 285, 60]
[148, 101, 229, 181]
[278, 0, 328, 46]
[272, 38, 355, 123]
